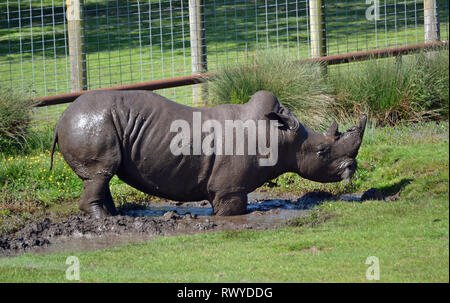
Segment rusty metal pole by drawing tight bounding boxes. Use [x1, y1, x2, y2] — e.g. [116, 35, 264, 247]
[67, 0, 86, 92]
[188, 0, 208, 105]
[424, 0, 441, 43]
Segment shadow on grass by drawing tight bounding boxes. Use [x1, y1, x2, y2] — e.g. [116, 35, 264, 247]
[378, 178, 414, 197]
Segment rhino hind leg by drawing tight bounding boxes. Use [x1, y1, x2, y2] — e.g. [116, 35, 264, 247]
[79, 178, 117, 218]
[211, 193, 248, 216]
[57, 116, 122, 218]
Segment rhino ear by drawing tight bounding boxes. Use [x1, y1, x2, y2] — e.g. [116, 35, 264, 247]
[325, 120, 339, 137]
[266, 112, 299, 130]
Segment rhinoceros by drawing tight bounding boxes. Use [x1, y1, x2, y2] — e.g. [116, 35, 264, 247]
[50, 90, 367, 218]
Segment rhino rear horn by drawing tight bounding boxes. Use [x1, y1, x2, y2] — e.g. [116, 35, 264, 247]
[325, 120, 339, 137]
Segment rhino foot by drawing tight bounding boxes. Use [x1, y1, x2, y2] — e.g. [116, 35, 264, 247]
[85, 203, 113, 219]
[212, 193, 248, 216]
[78, 180, 118, 218]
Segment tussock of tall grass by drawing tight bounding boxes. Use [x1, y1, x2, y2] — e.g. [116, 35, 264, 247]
[0, 87, 56, 155]
[330, 50, 449, 126]
[0, 87, 34, 153]
[208, 49, 448, 128]
[208, 51, 333, 129]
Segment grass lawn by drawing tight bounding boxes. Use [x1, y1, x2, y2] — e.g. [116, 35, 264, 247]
[0, 1, 448, 283]
[0, 121, 448, 282]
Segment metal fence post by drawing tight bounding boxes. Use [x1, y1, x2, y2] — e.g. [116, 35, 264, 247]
[309, 0, 326, 58]
[424, 0, 441, 43]
[188, 0, 208, 105]
[67, 0, 86, 92]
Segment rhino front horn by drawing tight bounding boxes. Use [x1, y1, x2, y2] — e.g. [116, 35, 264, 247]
[347, 114, 367, 138]
[356, 114, 367, 138]
[359, 114, 367, 130]
[341, 115, 367, 157]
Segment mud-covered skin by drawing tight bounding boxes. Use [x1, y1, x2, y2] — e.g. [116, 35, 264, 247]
[50, 90, 367, 217]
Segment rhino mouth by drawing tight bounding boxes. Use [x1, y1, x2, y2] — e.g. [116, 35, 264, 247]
[339, 159, 357, 181]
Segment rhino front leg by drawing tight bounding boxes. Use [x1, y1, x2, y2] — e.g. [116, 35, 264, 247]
[80, 178, 116, 218]
[211, 193, 248, 216]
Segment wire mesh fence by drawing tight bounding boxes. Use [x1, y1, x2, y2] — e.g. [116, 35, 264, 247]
[0, 0, 448, 121]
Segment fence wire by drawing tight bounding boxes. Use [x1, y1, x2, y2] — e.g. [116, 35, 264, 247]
[0, 0, 448, 121]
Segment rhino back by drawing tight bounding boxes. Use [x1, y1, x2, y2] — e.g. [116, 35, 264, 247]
[57, 90, 288, 202]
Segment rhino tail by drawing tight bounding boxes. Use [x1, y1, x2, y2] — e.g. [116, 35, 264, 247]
[49, 125, 58, 171]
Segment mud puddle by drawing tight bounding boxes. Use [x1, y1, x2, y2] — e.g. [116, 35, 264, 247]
[22, 207, 301, 257]
[0, 189, 385, 257]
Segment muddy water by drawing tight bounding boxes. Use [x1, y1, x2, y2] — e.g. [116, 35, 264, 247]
[126, 199, 302, 219]
[1, 190, 381, 257]
[27, 204, 303, 256]
[0, 196, 307, 257]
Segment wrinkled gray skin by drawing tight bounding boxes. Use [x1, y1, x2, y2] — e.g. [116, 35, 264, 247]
[50, 90, 367, 218]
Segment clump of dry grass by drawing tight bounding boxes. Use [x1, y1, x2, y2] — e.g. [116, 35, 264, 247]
[0, 87, 33, 153]
[208, 49, 448, 129]
[329, 50, 449, 126]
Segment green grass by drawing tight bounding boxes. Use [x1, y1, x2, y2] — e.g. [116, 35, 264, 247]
[0, 120, 448, 282]
[0, 198, 448, 282]
[273, 120, 449, 195]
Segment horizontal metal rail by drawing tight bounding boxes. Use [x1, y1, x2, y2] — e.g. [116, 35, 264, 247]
[33, 41, 448, 107]
[306, 41, 448, 65]
[34, 73, 211, 107]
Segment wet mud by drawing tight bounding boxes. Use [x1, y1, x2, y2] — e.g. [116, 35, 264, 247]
[0, 188, 385, 257]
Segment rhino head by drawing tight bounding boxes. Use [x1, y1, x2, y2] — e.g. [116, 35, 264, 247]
[269, 110, 367, 183]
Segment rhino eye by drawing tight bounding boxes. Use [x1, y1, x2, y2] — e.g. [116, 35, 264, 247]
[316, 145, 330, 157]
